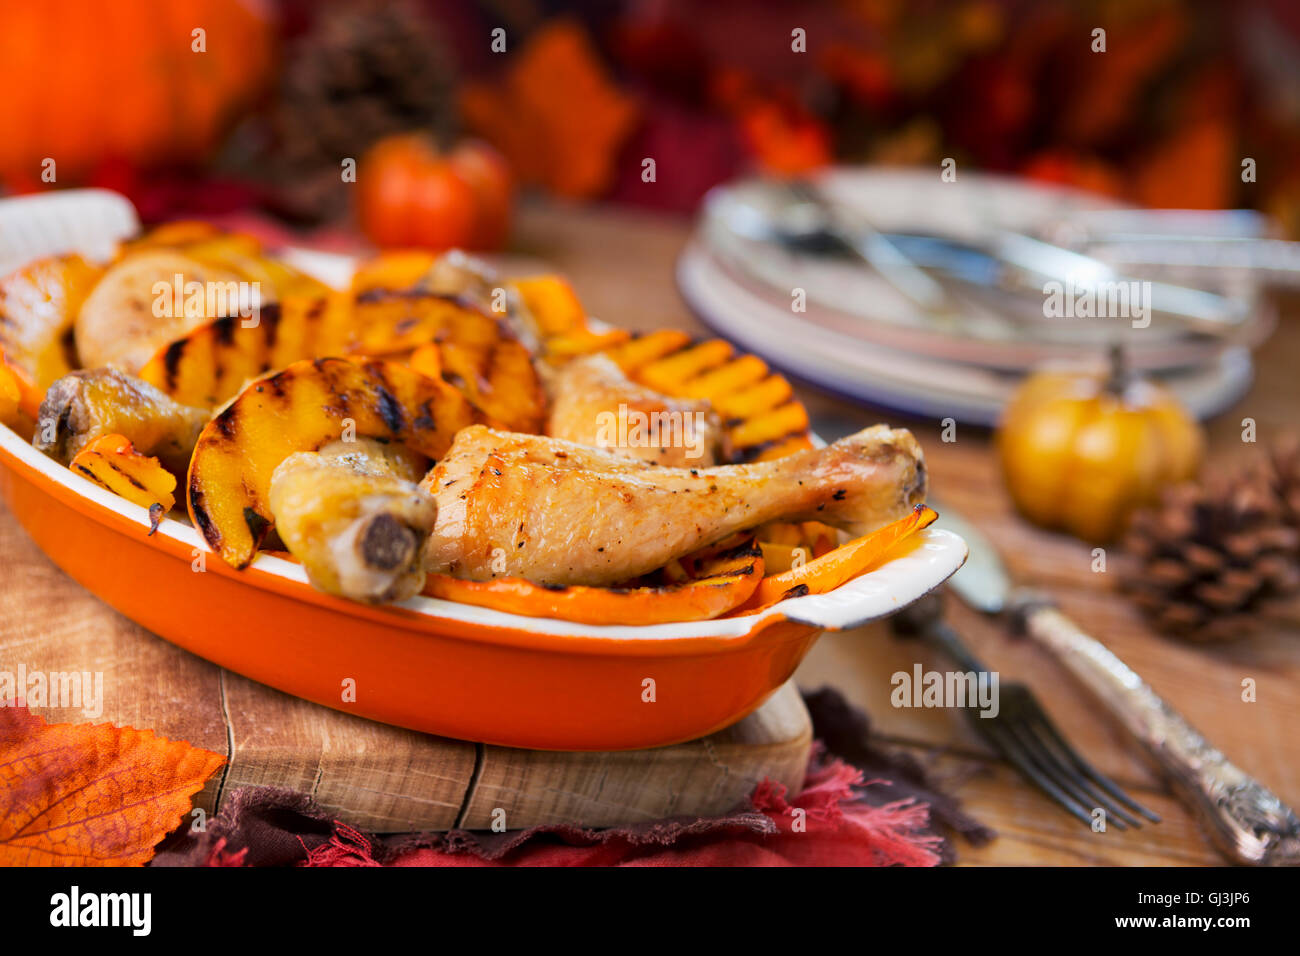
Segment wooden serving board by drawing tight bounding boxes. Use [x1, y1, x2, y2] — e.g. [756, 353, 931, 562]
[0, 506, 811, 832]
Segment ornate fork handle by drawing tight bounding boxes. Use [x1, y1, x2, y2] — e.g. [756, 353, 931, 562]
[1013, 596, 1300, 866]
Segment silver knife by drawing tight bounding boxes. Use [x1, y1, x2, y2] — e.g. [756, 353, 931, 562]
[935, 501, 1300, 866]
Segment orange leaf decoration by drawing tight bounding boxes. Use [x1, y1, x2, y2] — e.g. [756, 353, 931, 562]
[0, 703, 224, 866]
[461, 20, 639, 198]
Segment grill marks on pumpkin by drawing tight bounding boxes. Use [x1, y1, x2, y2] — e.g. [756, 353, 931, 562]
[350, 289, 546, 433]
[371, 364, 406, 434]
[186, 357, 479, 569]
[139, 298, 319, 408]
[598, 333, 813, 465]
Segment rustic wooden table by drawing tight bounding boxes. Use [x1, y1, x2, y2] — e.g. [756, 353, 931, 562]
[511, 200, 1300, 866]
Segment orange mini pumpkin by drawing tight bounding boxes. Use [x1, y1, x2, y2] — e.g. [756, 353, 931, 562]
[998, 349, 1203, 543]
[356, 135, 513, 251]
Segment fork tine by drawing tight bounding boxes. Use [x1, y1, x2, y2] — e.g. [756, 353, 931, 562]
[1030, 708, 1162, 823]
[1008, 707, 1144, 827]
[1004, 716, 1135, 830]
[977, 717, 1096, 827]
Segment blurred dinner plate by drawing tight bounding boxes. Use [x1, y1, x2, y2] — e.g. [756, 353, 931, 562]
[679, 168, 1264, 423]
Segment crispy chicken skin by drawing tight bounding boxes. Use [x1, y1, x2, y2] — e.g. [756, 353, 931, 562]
[34, 367, 209, 474]
[546, 353, 727, 467]
[268, 438, 434, 604]
[421, 423, 926, 586]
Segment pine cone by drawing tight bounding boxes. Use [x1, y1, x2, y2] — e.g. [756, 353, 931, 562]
[1273, 435, 1300, 529]
[1122, 444, 1300, 642]
[267, 0, 458, 219]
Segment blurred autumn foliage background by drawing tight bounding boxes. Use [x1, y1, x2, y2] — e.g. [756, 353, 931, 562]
[2, 0, 1299, 238]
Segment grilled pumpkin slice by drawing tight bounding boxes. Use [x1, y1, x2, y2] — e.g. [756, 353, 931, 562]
[121, 223, 330, 302]
[422, 536, 764, 625]
[512, 274, 630, 358]
[69, 434, 177, 514]
[188, 356, 478, 569]
[137, 293, 354, 408]
[350, 288, 545, 433]
[0, 254, 103, 417]
[732, 505, 937, 614]
[350, 251, 440, 295]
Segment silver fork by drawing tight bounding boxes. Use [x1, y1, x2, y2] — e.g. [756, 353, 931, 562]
[893, 590, 1161, 831]
[776, 179, 963, 325]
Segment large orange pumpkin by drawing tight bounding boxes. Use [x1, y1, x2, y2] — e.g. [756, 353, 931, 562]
[0, 1, 275, 185]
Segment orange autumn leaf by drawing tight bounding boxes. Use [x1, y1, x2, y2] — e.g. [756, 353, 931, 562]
[0, 703, 224, 866]
[461, 20, 639, 198]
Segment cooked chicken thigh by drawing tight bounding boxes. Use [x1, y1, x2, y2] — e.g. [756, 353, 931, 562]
[547, 353, 727, 467]
[421, 423, 926, 586]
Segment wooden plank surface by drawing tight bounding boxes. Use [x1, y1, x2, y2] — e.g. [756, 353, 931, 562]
[514, 200, 1300, 865]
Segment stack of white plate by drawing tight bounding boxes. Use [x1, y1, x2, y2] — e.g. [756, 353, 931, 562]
[677, 169, 1268, 424]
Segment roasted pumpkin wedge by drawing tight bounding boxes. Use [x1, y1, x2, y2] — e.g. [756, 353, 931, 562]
[118, 220, 228, 253]
[422, 537, 764, 625]
[188, 356, 478, 569]
[137, 293, 354, 408]
[0, 254, 103, 417]
[407, 342, 443, 380]
[69, 434, 177, 514]
[732, 505, 938, 614]
[350, 288, 545, 433]
[34, 367, 209, 476]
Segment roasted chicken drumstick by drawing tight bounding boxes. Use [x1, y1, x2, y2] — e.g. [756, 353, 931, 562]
[268, 438, 434, 604]
[421, 423, 926, 586]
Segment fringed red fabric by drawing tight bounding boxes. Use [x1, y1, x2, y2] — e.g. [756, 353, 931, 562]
[302, 823, 382, 868]
[298, 755, 943, 868]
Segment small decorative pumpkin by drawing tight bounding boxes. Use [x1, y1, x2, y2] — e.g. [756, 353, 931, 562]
[997, 348, 1203, 543]
[356, 135, 513, 251]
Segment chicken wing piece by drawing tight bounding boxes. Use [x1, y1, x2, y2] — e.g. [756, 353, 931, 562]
[422, 423, 926, 586]
[34, 367, 209, 475]
[547, 353, 727, 467]
[268, 438, 434, 603]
